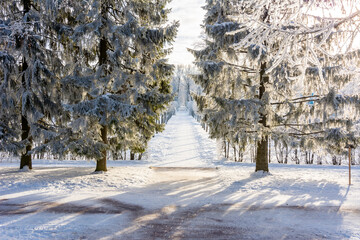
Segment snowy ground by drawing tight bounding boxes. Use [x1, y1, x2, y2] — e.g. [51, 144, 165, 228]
[146, 109, 218, 167]
[1, 110, 359, 239]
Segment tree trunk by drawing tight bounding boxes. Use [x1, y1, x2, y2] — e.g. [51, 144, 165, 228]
[20, 114, 32, 169]
[226, 141, 230, 158]
[95, 36, 108, 171]
[95, 125, 108, 171]
[95, 1, 108, 171]
[20, 0, 31, 170]
[332, 156, 337, 165]
[310, 152, 314, 164]
[130, 152, 135, 160]
[238, 149, 243, 162]
[256, 136, 269, 172]
[233, 146, 237, 162]
[294, 149, 300, 164]
[255, 61, 269, 172]
[275, 145, 282, 163]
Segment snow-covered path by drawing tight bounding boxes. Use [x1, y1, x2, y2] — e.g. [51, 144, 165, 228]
[1, 110, 360, 239]
[147, 109, 218, 167]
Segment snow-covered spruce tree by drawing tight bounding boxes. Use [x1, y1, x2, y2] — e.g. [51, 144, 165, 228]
[189, 0, 261, 164]
[125, 0, 178, 160]
[60, 0, 177, 169]
[0, 1, 65, 169]
[190, 0, 360, 171]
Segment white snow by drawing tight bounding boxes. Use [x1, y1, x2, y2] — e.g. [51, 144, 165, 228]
[147, 110, 217, 167]
[0, 110, 359, 239]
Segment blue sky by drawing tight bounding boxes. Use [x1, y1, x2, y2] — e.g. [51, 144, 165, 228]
[167, 0, 206, 65]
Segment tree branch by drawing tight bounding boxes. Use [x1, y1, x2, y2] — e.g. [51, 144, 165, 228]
[271, 95, 320, 105]
[220, 59, 257, 73]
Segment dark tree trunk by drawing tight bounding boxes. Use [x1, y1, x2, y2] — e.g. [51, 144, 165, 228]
[238, 148, 243, 162]
[95, 11, 108, 171]
[130, 152, 135, 160]
[255, 61, 269, 172]
[294, 149, 300, 164]
[332, 156, 337, 165]
[22, 0, 31, 12]
[233, 146, 237, 162]
[96, 125, 108, 171]
[256, 136, 269, 172]
[226, 141, 230, 158]
[20, 114, 32, 169]
[20, 0, 32, 170]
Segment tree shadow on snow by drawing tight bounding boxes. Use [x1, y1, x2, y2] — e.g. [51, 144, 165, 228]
[0, 168, 358, 240]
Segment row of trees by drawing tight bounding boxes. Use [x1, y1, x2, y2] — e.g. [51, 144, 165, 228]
[190, 0, 360, 172]
[0, 0, 178, 171]
[171, 65, 201, 109]
[212, 137, 359, 165]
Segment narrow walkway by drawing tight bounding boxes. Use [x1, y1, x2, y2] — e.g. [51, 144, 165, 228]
[147, 109, 218, 167]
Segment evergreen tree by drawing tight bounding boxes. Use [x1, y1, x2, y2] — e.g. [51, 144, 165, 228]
[0, 1, 64, 169]
[126, 0, 178, 160]
[190, 0, 360, 171]
[60, 0, 178, 170]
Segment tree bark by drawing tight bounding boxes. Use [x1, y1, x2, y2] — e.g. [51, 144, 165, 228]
[95, 3, 108, 171]
[255, 61, 269, 172]
[256, 136, 269, 172]
[20, 0, 32, 170]
[20, 113, 32, 169]
[96, 125, 108, 171]
[295, 149, 300, 164]
[311, 152, 314, 164]
[238, 148, 243, 162]
[233, 146, 237, 162]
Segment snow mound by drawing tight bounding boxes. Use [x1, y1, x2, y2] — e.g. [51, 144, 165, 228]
[19, 165, 31, 172]
[251, 170, 272, 178]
